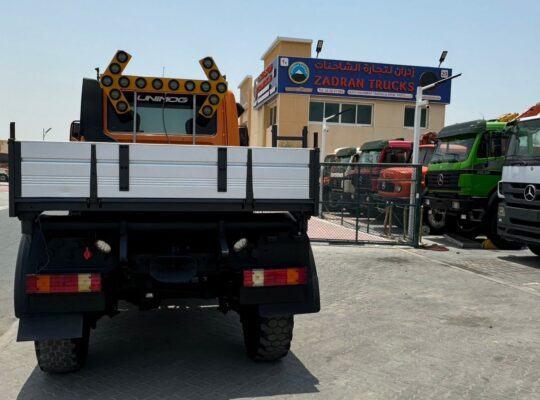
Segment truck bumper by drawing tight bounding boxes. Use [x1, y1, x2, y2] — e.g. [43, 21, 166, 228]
[497, 203, 540, 247]
[424, 195, 487, 221]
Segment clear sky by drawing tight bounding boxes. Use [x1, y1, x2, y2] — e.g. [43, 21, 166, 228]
[1, 0, 538, 141]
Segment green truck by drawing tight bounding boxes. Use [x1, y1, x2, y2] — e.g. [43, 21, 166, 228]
[424, 119, 521, 248]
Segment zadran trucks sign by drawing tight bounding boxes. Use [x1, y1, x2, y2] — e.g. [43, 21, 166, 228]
[254, 56, 452, 109]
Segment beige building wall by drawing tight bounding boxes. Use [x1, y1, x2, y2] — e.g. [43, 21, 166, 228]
[0, 139, 7, 154]
[307, 101, 445, 153]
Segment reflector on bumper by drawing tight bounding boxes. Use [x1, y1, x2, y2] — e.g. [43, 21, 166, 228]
[243, 268, 307, 287]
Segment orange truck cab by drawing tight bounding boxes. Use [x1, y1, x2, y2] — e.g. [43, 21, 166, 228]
[376, 144, 436, 199]
[71, 51, 246, 146]
[344, 139, 412, 213]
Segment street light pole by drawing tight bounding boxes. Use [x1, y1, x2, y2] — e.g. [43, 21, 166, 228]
[318, 107, 354, 216]
[407, 73, 462, 241]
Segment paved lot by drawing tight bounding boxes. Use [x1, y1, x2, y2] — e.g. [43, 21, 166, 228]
[0, 190, 539, 399]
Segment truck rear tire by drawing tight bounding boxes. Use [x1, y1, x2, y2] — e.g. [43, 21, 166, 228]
[241, 311, 293, 362]
[34, 327, 89, 373]
[528, 245, 540, 257]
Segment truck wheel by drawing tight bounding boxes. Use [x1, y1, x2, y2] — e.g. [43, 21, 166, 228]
[425, 209, 446, 235]
[486, 207, 523, 250]
[241, 311, 293, 362]
[528, 245, 540, 257]
[34, 327, 89, 373]
[0, 174, 7, 182]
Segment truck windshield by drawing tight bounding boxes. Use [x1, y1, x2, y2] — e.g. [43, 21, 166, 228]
[418, 147, 435, 165]
[430, 136, 475, 163]
[107, 93, 216, 135]
[359, 150, 381, 164]
[507, 119, 540, 159]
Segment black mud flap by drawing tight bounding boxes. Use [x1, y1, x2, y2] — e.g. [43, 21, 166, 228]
[17, 313, 84, 342]
[259, 245, 321, 317]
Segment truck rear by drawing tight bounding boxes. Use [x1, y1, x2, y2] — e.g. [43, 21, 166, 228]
[9, 51, 320, 373]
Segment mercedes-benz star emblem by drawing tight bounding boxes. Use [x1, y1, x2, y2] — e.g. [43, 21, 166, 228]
[524, 184, 537, 202]
[437, 173, 444, 186]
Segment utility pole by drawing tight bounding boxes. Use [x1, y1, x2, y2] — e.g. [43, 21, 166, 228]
[407, 73, 462, 241]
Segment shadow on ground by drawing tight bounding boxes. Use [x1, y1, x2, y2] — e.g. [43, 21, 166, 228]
[17, 301, 319, 400]
[499, 255, 540, 270]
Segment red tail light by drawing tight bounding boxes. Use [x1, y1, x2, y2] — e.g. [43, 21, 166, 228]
[243, 268, 307, 287]
[25, 274, 101, 294]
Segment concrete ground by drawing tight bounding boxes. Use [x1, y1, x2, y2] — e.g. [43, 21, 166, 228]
[0, 189, 539, 399]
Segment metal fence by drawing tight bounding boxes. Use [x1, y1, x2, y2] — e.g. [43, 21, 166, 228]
[309, 162, 424, 247]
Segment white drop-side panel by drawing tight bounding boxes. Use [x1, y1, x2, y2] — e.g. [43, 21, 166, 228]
[251, 148, 311, 199]
[96, 143, 248, 199]
[17, 141, 314, 201]
[20, 142, 91, 198]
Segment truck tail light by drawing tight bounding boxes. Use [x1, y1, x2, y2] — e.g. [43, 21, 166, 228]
[243, 268, 307, 287]
[25, 274, 101, 294]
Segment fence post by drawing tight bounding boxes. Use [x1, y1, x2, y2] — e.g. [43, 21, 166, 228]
[301, 126, 308, 148]
[313, 132, 319, 149]
[412, 164, 423, 247]
[271, 124, 278, 147]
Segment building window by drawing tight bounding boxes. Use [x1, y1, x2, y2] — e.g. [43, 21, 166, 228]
[324, 103, 339, 123]
[309, 102, 324, 122]
[356, 105, 372, 125]
[308, 101, 373, 126]
[341, 104, 356, 124]
[404, 106, 427, 128]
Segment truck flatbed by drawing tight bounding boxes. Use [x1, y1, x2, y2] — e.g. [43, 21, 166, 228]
[9, 140, 319, 216]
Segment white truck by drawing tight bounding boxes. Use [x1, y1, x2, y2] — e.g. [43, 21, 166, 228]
[498, 107, 540, 255]
[9, 50, 321, 373]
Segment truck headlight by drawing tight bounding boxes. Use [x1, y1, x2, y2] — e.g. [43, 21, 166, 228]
[498, 205, 505, 218]
[452, 201, 460, 209]
[395, 185, 402, 193]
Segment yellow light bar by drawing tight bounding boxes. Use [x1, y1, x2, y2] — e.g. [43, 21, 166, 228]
[99, 50, 228, 118]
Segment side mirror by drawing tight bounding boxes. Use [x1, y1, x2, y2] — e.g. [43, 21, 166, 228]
[70, 120, 81, 141]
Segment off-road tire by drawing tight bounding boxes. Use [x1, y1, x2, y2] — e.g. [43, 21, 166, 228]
[242, 312, 293, 362]
[528, 245, 540, 257]
[35, 332, 89, 373]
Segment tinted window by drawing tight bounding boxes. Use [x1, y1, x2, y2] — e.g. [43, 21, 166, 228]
[341, 104, 356, 124]
[357, 105, 372, 125]
[325, 103, 339, 123]
[309, 102, 324, 122]
[404, 107, 427, 128]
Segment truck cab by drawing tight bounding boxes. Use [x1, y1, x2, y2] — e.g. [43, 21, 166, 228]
[498, 113, 540, 255]
[424, 119, 519, 248]
[347, 139, 412, 214]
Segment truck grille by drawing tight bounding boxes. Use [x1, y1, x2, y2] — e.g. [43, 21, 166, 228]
[426, 171, 460, 190]
[501, 182, 540, 210]
[379, 181, 395, 192]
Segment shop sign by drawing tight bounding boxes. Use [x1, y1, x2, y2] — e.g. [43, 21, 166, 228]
[277, 56, 452, 103]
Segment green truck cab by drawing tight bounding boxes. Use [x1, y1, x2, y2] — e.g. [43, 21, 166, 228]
[424, 119, 520, 248]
